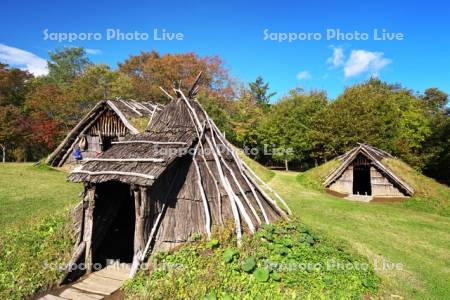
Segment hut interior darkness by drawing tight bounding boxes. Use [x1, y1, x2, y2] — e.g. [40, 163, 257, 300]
[324, 144, 414, 201]
[46, 99, 162, 167]
[63, 76, 291, 282]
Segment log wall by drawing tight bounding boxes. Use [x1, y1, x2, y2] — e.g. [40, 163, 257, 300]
[328, 166, 353, 195]
[370, 167, 404, 197]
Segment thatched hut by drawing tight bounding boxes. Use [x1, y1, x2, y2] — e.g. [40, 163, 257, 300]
[46, 99, 162, 167]
[324, 143, 414, 201]
[63, 78, 290, 281]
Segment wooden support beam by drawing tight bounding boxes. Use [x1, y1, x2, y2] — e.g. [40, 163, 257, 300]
[72, 170, 156, 180]
[83, 158, 164, 163]
[111, 141, 187, 146]
[83, 185, 96, 273]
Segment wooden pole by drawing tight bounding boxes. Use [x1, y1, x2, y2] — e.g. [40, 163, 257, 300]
[1, 144, 5, 163]
[133, 187, 144, 254]
[83, 185, 96, 273]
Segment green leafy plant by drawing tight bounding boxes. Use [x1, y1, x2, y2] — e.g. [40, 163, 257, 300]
[241, 257, 256, 273]
[253, 268, 270, 282]
[223, 248, 239, 263]
[124, 220, 380, 299]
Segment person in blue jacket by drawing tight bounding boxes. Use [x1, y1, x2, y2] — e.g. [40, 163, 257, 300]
[73, 146, 82, 163]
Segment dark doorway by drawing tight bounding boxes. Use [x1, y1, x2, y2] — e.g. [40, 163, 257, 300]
[93, 182, 135, 268]
[352, 155, 372, 196]
[100, 136, 118, 152]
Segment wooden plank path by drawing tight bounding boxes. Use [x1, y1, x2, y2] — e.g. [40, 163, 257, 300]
[39, 264, 131, 300]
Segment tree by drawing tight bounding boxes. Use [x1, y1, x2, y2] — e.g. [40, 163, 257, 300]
[73, 64, 134, 100]
[0, 105, 25, 162]
[25, 82, 81, 131]
[0, 64, 32, 162]
[420, 88, 450, 182]
[248, 76, 276, 107]
[0, 64, 31, 106]
[231, 89, 265, 149]
[47, 47, 90, 85]
[311, 79, 432, 169]
[258, 90, 327, 170]
[119, 51, 233, 103]
[422, 88, 448, 113]
[197, 94, 235, 141]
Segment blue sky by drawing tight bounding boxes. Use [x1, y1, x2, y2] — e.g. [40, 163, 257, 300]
[1, 0, 449, 100]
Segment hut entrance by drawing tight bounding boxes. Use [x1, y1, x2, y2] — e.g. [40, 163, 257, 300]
[352, 154, 372, 196]
[93, 182, 135, 268]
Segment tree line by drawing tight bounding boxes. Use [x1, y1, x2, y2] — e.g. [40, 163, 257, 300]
[0, 47, 448, 182]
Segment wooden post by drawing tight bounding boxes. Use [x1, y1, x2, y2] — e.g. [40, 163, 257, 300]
[1, 144, 5, 163]
[133, 186, 150, 258]
[83, 185, 96, 273]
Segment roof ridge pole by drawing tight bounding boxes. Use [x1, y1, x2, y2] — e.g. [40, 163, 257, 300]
[159, 86, 174, 100]
[201, 106, 291, 216]
[119, 99, 143, 116]
[188, 71, 203, 97]
[107, 100, 139, 134]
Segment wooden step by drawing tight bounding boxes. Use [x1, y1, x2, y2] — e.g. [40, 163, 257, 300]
[59, 288, 103, 300]
[38, 295, 67, 300]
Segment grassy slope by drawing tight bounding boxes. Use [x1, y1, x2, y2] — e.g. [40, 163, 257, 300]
[0, 163, 81, 299]
[384, 159, 450, 216]
[0, 163, 82, 229]
[246, 156, 450, 299]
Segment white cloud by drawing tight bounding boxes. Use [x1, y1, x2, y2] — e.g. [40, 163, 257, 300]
[344, 50, 391, 78]
[0, 44, 48, 76]
[85, 48, 102, 55]
[296, 70, 311, 80]
[327, 46, 344, 67]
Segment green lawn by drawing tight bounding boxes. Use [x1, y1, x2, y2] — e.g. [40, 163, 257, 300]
[0, 163, 82, 229]
[268, 171, 450, 299]
[1, 161, 449, 299]
[0, 163, 82, 299]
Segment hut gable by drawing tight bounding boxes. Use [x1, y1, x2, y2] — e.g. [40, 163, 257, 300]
[46, 99, 162, 167]
[324, 144, 414, 200]
[64, 80, 291, 281]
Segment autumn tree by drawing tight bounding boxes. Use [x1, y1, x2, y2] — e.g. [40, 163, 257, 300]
[0, 105, 27, 162]
[119, 51, 234, 103]
[0, 63, 32, 106]
[0, 65, 32, 161]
